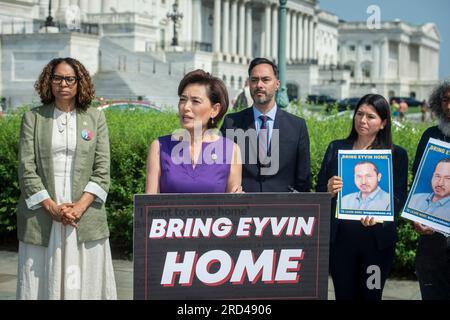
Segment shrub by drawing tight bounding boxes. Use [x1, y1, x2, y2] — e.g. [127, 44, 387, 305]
[0, 106, 432, 277]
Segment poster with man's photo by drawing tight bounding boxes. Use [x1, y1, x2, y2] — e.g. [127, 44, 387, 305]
[337, 150, 394, 221]
[402, 138, 450, 235]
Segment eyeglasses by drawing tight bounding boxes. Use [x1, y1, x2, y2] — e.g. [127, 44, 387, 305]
[51, 75, 79, 86]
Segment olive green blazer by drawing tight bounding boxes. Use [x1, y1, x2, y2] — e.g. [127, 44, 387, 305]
[17, 104, 111, 246]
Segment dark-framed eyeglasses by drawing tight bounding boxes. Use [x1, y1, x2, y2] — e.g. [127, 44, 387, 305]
[51, 75, 79, 86]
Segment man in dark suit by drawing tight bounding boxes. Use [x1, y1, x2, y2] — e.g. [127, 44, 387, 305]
[220, 57, 311, 192]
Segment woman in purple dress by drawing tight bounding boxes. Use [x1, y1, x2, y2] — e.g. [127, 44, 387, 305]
[145, 69, 242, 193]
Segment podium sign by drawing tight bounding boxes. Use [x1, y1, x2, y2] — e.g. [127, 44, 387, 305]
[134, 193, 331, 300]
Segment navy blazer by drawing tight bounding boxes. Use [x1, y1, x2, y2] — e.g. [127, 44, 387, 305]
[220, 107, 311, 192]
[316, 139, 408, 250]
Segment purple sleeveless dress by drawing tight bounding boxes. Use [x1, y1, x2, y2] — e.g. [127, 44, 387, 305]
[159, 135, 234, 193]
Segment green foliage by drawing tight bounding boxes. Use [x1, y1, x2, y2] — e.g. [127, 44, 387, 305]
[0, 106, 433, 277]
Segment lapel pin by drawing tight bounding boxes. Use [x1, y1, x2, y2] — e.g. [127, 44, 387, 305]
[81, 129, 93, 141]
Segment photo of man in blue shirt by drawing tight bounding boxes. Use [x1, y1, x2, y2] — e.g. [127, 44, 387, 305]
[409, 158, 450, 221]
[341, 161, 390, 211]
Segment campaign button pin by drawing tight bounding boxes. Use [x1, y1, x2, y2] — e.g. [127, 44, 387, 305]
[81, 129, 93, 141]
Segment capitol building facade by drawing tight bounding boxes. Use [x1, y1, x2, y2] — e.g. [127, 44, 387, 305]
[0, 0, 441, 108]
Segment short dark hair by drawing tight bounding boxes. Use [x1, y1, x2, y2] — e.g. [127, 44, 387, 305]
[435, 158, 450, 170]
[354, 161, 379, 175]
[248, 58, 278, 78]
[34, 57, 95, 112]
[177, 69, 229, 129]
[347, 94, 393, 149]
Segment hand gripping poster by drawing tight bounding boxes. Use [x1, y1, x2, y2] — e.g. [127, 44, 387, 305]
[338, 150, 394, 221]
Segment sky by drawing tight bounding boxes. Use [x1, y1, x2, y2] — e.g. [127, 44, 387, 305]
[319, 0, 450, 80]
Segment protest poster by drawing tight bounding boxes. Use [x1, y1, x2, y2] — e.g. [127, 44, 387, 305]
[134, 193, 331, 300]
[402, 138, 450, 235]
[338, 150, 394, 221]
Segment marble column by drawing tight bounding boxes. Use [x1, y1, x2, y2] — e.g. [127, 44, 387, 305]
[312, 21, 317, 60]
[355, 41, 363, 82]
[309, 17, 314, 61]
[231, 0, 238, 55]
[102, 0, 111, 13]
[286, 10, 291, 62]
[303, 15, 308, 61]
[192, 0, 202, 45]
[39, 0, 49, 19]
[291, 12, 297, 62]
[58, 0, 70, 20]
[398, 41, 409, 79]
[213, 0, 222, 53]
[265, 3, 271, 59]
[245, 3, 252, 57]
[89, 0, 100, 13]
[271, 4, 278, 60]
[372, 41, 380, 80]
[222, 0, 230, 55]
[238, 0, 246, 57]
[297, 13, 303, 62]
[380, 39, 388, 80]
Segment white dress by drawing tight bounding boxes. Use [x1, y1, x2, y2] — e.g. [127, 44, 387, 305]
[16, 108, 117, 300]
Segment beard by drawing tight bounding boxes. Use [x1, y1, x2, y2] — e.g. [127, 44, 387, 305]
[251, 90, 275, 105]
[438, 118, 450, 137]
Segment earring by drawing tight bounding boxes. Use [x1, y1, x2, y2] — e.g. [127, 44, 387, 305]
[211, 117, 215, 126]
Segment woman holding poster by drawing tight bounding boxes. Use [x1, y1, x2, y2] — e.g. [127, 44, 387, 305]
[145, 69, 242, 194]
[316, 94, 408, 300]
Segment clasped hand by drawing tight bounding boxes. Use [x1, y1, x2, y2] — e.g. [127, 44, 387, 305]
[58, 203, 85, 228]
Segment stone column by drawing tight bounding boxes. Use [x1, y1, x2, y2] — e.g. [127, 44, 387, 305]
[312, 21, 317, 61]
[309, 17, 314, 61]
[380, 39, 388, 80]
[303, 15, 308, 61]
[89, 0, 100, 13]
[355, 41, 363, 82]
[398, 41, 409, 80]
[372, 41, 380, 81]
[265, 3, 271, 59]
[291, 12, 297, 62]
[39, 0, 49, 19]
[79, 0, 88, 17]
[213, 0, 221, 53]
[245, 3, 252, 57]
[102, 0, 111, 13]
[222, 0, 230, 55]
[271, 4, 278, 60]
[57, 0, 70, 20]
[192, 0, 202, 45]
[231, 0, 238, 56]
[238, 0, 246, 57]
[286, 9, 291, 63]
[297, 13, 303, 61]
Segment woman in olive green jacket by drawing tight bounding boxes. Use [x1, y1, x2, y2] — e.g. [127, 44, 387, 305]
[16, 57, 116, 299]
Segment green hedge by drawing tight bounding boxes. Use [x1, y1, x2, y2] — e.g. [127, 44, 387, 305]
[0, 106, 430, 277]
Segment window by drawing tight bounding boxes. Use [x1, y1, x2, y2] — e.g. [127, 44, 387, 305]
[349, 45, 356, 51]
[365, 45, 371, 51]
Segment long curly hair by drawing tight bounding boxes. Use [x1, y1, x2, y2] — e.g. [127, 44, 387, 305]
[34, 57, 95, 111]
[429, 80, 450, 121]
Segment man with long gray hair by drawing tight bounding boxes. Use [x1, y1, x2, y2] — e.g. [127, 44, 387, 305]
[412, 80, 450, 300]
